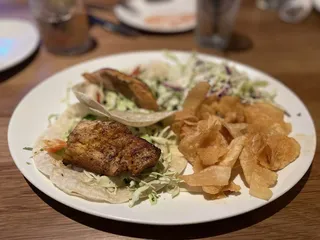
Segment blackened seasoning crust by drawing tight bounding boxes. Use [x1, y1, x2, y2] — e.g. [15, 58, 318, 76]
[64, 120, 161, 176]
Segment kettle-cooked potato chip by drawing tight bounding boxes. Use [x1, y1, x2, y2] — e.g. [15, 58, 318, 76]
[193, 158, 205, 173]
[202, 181, 241, 195]
[223, 123, 248, 138]
[239, 147, 257, 185]
[202, 185, 221, 195]
[197, 130, 228, 166]
[178, 117, 220, 163]
[240, 132, 278, 200]
[197, 145, 227, 166]
[224, 182, 241, 192]
[259, 135, 301, 170]
[217, 96, 245, 123]
[180, 165, 231, 186]
[245, 103, 291, 134]
[183, 81, 210, 113]
[249, 166, 277, 200]
[219, 136, 246, 167]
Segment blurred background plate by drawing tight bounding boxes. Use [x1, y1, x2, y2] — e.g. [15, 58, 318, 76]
[114, 0, 196, 33]
[0, 19, 39, 71]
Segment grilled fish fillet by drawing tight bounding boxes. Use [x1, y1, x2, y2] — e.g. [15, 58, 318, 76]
[63, 120, 161, 176]
[83, 68, 159, 111]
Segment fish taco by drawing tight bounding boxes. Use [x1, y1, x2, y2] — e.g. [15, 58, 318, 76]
[33, 103, 187, 206]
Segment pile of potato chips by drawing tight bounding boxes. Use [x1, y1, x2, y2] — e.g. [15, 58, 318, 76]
[172, 82, 301, 200]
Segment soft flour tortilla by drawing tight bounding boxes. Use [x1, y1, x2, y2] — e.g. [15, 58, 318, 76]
[72, 82, 175, 127]
[33, 103, 187, 204]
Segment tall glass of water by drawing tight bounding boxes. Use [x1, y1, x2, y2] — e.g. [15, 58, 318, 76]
[196, 0, 241, 49]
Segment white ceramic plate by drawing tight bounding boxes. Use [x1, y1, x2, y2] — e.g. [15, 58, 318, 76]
[0, 19, 40, 72]
[8, 51, 316, 225]
[114, 0, 196, 33]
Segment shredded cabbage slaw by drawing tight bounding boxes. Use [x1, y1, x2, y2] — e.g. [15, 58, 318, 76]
[136, 51, 277, 110]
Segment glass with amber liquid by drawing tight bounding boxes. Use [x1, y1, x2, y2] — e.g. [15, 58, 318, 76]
[29, 0, 92, 55]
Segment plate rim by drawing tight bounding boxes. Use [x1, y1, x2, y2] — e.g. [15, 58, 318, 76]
[114, 3, 196, 33]
[0, 18, 40, 72]
[8, 50, 317, 225]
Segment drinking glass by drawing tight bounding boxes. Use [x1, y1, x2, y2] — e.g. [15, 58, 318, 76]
[29, 0, 92, 55]
[196, 0, 241, 49]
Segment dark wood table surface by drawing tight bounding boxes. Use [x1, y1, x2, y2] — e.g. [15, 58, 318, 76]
[0, 1, 319, 239]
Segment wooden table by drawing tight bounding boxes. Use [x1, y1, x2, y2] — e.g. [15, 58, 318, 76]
[1, 1, 319, 239]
